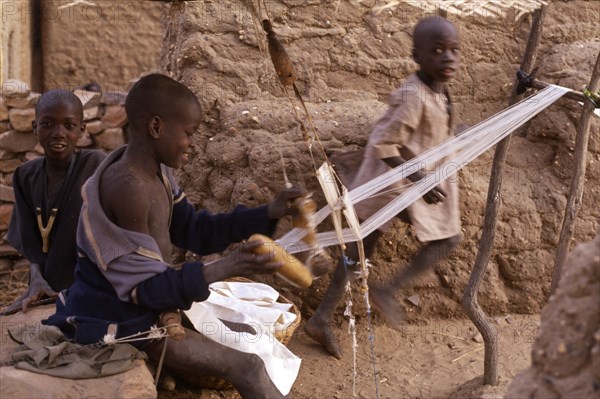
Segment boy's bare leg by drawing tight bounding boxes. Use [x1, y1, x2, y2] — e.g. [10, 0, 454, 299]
[370, 234, 461, 329]
[304, 231, 382, 359]
[145, 328, 283, 399]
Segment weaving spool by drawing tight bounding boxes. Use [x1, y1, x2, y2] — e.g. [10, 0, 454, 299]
[292, 194, 317, 245]
[249, 234, 313, 288]
[262, 19, 297, 86]
[159, 310, 186, 340]
[292, 194, 331, 277]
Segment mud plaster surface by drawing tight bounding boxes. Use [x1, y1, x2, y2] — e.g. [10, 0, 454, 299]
[157, 1, 599, 397]
[164, 0, 599, 320]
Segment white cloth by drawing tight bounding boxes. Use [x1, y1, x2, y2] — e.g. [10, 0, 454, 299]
[184, 281, 301, 395]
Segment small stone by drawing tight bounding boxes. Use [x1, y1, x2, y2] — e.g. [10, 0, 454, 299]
[93, 127, 125, 151]
[0, 158, 21, 174]
[406, 294, 420, 307]
[505, 315, 512, 324]
[1, 79, 30, 98]
[0, 243, 19, 257]
[557, 341, 567, 354]
[0, 120, 10, 133]
[100, 91, 127, 106]
[23, 151, 42, 162]
[1, 172, 14, 186]
[8, 108, 35, 132]
[161, 375, 176, 391]
[76, 131, 94, 147]
[0, 131, 38, 153]
[101, 105, 127, 128]
[472, 332, 484, 343]
[73, 89, 101, 109]
[0, 203, 14, 229]
[4, 93, 41, 109]
[0, 149, 17, 160]
[86, 120, 105, 135]
[83, 106, 102, 121]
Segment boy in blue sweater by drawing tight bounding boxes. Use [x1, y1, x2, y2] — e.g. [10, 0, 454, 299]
[44, 74, 300, 398]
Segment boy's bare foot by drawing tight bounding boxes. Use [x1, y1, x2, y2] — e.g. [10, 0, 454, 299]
[304, 317, 342, 359]
[369, 286, 405, 331]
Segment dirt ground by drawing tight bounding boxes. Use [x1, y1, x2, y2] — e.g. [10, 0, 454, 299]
[159, 313, 539, 399]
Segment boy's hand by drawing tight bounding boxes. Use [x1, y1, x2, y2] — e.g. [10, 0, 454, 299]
[422, 184, 446, 205]
[3, 263, 57, 314]
[267, 187, 304, 219]
[407, 170, 446, 205]
[202, 239, 284, 284]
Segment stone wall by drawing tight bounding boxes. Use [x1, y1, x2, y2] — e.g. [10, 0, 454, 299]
[0, 79, 128, 274]
[161, 0, 599, 319]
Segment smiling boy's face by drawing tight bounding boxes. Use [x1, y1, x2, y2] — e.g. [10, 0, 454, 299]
[33, 95, 85, 163]
[156, 100, 201, 169]
[413, 19, 460, 83]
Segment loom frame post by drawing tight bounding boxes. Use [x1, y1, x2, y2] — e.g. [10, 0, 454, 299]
[550, 51, 600, 295]
[461, 6, 548, 386]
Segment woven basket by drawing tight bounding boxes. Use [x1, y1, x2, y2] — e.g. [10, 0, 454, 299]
[193, 277, 301, 390]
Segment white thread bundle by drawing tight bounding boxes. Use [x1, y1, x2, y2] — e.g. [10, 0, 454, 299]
[278, 85, 569, 252]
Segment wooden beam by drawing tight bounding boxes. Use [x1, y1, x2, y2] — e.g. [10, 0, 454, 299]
[461, 6, 548, 386]
[31, 0, 44, 92]
[550, 51, 600, 294]
[529, 79, 595, 105]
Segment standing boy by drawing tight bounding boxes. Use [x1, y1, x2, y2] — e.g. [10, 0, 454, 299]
[305, 16, 462, 359]
[43, 74, 301, 398]
[5, 89, 105, 314]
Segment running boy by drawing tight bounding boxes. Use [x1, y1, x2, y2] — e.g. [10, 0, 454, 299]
[4, 89, 105, 314]
[43, 74, 301, 398]
[305, 16, 462, 358]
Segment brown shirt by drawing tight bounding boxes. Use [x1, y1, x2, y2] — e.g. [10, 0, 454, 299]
[351, 73, 461, 242]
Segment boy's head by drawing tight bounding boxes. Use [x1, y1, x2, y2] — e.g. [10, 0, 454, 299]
[33, 89, 85, 163]
[412, 16, 460, 83]
[125, 74, 202, 168]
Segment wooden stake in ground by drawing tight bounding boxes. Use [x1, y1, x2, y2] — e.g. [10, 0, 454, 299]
[461, 6, 547, 386]
[550, 52, 600, 295]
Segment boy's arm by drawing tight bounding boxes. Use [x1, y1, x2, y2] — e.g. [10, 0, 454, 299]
[134, 239, 283, 310]
[169, 188, 302, 255]
[2, 263, 57, 313]
[4, 167, 58, 313]
[6, 167, 46, 265]
[169, 198, 276, 255]
[382, 149, 446, 205]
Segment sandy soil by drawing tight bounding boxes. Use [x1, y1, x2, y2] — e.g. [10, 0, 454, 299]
[159, 314, 539, 399]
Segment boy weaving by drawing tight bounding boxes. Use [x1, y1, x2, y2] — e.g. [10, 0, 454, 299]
[305, 16, 462, 359]
[5, 90, 105, 314]
[44, 74, 301, 398]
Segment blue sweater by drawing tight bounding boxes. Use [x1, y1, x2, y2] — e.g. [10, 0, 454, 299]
[43, 196, 277, 347]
